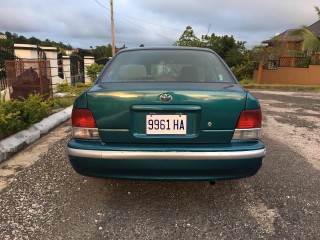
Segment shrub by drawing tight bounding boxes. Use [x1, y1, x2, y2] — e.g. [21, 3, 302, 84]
[56, 82, 70, 93]
[22, 94, 51, 124]
[231, 61, 254, 81]
[86, 63, 104, 82]
[0, 83, 92, 140]
[56, 82, 92, 96]
[0, 94, 51, 140]
[0, 100, 24, 138]
[53, 96, 76, 108]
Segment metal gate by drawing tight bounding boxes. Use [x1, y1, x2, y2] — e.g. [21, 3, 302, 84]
[37, 45, 47, 61]
[57, 52, 64, 79]
[0, 46, 20, 91]
[5, 60, 52, 100]
[70, 55, 84, 85]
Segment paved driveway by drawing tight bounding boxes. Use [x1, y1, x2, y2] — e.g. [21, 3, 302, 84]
[0, 90, 319, 239]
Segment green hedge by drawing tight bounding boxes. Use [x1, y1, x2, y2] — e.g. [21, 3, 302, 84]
[0, 94, 51, 140]
[0, 83, 92, 140]
[56, 82, 92, 95]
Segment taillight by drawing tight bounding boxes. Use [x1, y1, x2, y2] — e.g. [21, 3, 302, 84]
[71, 109, 100, 139]
[233, 109, 262, 140]
[236, 110, 262, 129]
[72, 109, 97, 128]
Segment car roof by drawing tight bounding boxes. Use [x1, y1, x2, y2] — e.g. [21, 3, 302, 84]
[116, 46, 216, 54]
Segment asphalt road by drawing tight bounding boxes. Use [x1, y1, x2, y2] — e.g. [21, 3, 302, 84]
[0, 90, 319, 240]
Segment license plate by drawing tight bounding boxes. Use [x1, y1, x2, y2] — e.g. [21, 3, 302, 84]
[146, 115, 187, 135]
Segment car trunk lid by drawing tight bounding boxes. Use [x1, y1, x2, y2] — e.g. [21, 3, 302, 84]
[86, 83, 247, 144]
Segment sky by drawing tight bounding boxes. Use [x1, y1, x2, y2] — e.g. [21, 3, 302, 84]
[0, 0, 319, 49]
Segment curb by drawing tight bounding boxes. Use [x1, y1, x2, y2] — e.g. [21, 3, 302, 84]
[0, 106, 73, 163]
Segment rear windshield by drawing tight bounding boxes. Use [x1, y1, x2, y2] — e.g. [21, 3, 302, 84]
[99, 49, 236, 83]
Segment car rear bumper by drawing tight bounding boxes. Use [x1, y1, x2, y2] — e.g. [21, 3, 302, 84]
[68, 147, 265, 160]
[67, 140, 266, 180]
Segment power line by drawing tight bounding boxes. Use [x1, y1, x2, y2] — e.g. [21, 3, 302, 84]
[119, 15, 182, 32]
[94, 0, 108, 10]
[93, 0, 177, 44]
[93, 0, 263, 47]
[93, 0, 182, 32]
[116, 15, 176, 42]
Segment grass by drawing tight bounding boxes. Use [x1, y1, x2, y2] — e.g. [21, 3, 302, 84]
[239, 79, 320, 92]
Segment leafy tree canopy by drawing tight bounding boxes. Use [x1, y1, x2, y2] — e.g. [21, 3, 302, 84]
[93, 44, 112, 60]
[174, 26, 247, 67]
[173, 26, 202, 47]
[72, 48, 93, 58]
[174, 26, 252, 79]
[91, 45, 112, 65]
[202, 33, 247, 68]
[0, 31, 72, 53]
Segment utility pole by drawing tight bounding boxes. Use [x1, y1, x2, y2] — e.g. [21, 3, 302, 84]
[110, 0, 115, 56]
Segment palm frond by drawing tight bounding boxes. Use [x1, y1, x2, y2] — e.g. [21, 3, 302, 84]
[291, 27, 320, 52]
[315, 6, 320, 18]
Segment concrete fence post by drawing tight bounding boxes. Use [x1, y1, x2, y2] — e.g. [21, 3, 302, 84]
[42, 46, 62, 86]
[257, 62, 263, 84]
[14, 44, 38, 59]
[62, 56, 71, 85]
[84, 56, 95, 83]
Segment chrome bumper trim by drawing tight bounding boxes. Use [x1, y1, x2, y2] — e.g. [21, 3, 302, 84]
[67, 148, 266, 160]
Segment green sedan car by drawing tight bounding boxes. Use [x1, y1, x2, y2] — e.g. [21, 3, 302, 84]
[67, 47, 265, 180]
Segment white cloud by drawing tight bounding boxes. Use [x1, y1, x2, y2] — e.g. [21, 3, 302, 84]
[0, 0, 319, 48]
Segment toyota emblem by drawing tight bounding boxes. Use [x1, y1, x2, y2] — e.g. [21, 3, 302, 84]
[159, 93, 172, 102]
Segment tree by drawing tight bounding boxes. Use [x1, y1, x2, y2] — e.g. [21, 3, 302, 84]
[229, 52, 254, 80]
[174, 26, 253, 79]
[0, 39, 13, 48]
[92, 45, 112, 61]
[29, 36, 41, 45]
[173, 26, 202, 47]
[74, 48, 93, 58]
[15, 35, 27, 44]
[41, 38, 51, 46]
[5, 31, 12, 40]
[202, 33, 247, 68]
[250, 45, 270, 62]
[0, 31, 73, 51]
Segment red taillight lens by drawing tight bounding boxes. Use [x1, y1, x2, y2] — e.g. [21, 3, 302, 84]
[236, 110, 262, 129]
[72, 109, 97, 128]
